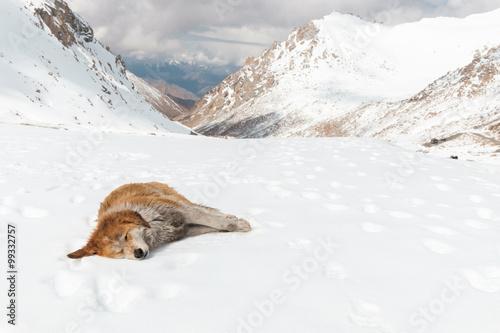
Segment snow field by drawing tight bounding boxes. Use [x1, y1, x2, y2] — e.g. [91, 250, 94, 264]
[0, 123, 500, 332]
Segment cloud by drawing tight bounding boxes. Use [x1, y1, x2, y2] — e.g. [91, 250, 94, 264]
[66, 0, 500, 65]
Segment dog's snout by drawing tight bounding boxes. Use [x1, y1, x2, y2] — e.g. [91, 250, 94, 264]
[134, 248, 145, 259]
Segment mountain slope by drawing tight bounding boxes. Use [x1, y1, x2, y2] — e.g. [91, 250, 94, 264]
[0, 0, 190, 134]
[143, 78, 199, 109]
[334, 45, 500, 160]
[126, 71, 187, 119]
[178, 10, 500, 145]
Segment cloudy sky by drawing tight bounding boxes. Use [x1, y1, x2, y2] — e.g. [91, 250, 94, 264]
[66, 0, 500, 66]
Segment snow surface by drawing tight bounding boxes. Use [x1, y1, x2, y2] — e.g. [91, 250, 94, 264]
[1, 123, 500, 333]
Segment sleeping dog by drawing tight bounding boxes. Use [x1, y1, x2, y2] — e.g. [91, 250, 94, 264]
[67, 182, 251, 260]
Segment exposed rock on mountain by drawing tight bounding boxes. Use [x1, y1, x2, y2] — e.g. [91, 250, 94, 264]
[34, 0, 93, 47]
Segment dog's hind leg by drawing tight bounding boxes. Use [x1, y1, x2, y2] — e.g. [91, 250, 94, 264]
[182, 205, 251, 232]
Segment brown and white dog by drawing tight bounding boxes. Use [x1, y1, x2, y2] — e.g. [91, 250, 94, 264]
[67, 182, 251, 260]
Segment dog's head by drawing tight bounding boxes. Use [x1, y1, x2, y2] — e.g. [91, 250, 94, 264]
[67, 210, 151, 260]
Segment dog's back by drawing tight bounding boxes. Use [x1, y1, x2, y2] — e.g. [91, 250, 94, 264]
[98, 182, 190, 217]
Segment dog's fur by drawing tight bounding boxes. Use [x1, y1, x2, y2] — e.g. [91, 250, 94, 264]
[67, 182, 251, 260]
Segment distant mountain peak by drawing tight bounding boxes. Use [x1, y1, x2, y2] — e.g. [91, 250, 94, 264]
[125, 57, 239, 98]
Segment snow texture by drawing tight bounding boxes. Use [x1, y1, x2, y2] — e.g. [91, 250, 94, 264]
[1, 123, 500, 333]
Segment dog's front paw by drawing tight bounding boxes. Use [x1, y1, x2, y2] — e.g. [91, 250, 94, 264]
[223, 215, 251, 232]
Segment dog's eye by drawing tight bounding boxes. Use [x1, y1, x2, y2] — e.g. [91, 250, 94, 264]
[124, 234, 128, 241]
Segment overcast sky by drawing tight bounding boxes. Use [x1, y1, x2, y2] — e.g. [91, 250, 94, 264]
[66, 0, 500, 66]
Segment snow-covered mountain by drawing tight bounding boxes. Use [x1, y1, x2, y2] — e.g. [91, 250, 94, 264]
[0, 0, 191, 134]
[126, 71, 187, 119]
[178, 10, 500, 159]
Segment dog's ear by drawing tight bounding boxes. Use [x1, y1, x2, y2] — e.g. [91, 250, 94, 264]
[122, 211, 151, 229]
[67, 245, 97, 259]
